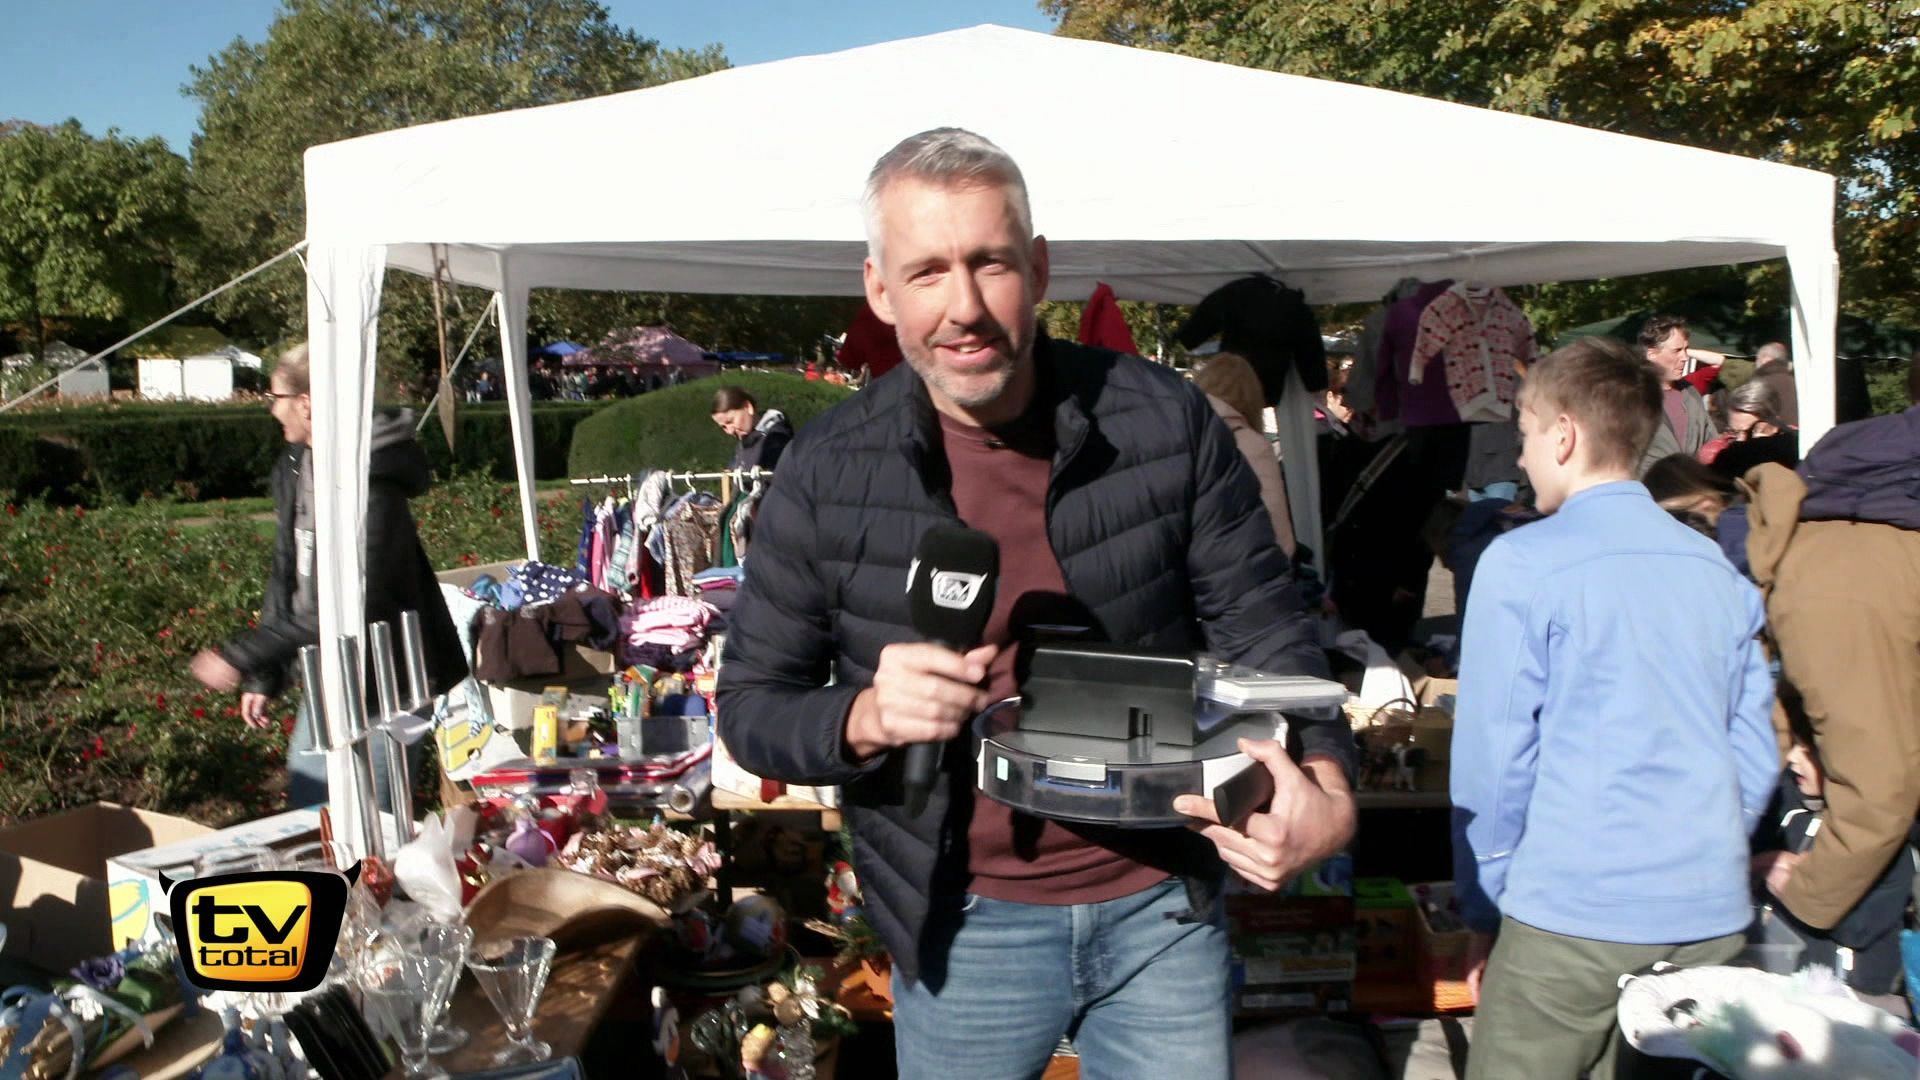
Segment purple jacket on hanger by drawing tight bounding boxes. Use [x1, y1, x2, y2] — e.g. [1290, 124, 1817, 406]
[1374, 280, 1461, 428]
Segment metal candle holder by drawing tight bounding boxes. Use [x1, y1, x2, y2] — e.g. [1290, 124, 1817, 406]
[296, 611, 437, 857]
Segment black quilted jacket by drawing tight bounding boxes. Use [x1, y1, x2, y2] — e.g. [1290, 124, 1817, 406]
[716, 335, 1347, 984]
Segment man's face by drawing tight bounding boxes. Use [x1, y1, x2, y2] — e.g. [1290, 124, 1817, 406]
[1646, 328, 1691, 382]
[267, 375, 311, 445]
[712, 406, 755, 438]
[863, 177, 1049, 420]
[1516, 398, 1570, 513]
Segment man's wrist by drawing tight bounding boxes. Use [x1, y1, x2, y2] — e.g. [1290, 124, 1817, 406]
[1301, 754, 1354, 795]
[842, 687, 885, 763]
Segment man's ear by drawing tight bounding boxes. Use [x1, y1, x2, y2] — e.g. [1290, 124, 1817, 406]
[1555, 413, 1577, 467]
[1030, 234, 1051, 299]
[863, 258, 897, 327]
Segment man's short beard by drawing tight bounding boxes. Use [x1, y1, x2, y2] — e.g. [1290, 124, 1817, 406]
[903, 347, 1016, 408]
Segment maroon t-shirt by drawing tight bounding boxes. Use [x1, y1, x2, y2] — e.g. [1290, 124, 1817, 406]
[937, 409, 1171, 905]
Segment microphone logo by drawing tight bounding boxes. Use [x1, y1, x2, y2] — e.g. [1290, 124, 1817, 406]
[931, 570, 987, 610]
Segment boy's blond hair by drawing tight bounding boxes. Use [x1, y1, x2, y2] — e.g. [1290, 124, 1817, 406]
[1519, 337, 1663, 473]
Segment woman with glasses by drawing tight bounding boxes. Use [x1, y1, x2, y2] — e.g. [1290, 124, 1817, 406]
[190, 345, 468, 808]
[1699, 377, 1800, 478]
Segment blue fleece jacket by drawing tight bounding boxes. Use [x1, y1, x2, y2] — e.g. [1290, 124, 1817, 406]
[1450, 481, 1778, 943]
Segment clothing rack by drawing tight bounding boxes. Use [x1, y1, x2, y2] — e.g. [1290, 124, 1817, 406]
[571, 466, 773, 501]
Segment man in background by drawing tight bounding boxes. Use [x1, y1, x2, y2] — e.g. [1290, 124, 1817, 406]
[1640, 313, 1719, 456]
[1750, 341, 1800, 428]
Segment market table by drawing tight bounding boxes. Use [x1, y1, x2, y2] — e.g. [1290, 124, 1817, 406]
[426, 933, 645, 1075]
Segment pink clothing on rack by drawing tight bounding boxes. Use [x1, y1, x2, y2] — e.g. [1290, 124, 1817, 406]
[1407, 284, 1534, 423]
[624, 595, 720, 651]
[588, 504, 610, 591]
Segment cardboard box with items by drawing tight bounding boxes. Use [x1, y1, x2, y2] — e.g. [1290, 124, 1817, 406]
[1225, 854, 1356, 1016]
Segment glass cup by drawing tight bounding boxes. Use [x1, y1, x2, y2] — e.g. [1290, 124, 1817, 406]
[282, 840, 381, 980]
[361, 949, 456, 1080]
[192, 844, 282, 876]
[414, 921, 474, 1053]
[466, 936, 557, 1066]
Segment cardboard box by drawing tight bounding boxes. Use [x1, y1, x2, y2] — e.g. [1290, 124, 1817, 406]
[1225, 853, 1355, 1015]
[1411, 881, 1472, 982]
[435, 561, 620, 731]
[1226, 894, 1356, 1016]
[1392, 651, 1459, 710]
[1354, 878, 1416, 979]
[103, 807, 323, 952]
[0, 803, 213, 974]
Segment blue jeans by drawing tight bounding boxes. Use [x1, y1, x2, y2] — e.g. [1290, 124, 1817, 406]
[892, 877, 1231, 1080]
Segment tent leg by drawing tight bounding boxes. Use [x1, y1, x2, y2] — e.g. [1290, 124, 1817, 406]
[494, 266, 542, 562]
[1786, 244, 1840, 451]
[306, 241, 388, 855]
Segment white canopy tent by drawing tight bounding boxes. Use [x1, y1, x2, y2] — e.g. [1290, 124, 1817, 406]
[301, 24, 1837, 846]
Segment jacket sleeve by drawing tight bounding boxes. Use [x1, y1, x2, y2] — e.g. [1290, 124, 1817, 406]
[221, 484, 420, 698]
[1183, 391, 1347, 773]
[226, 463, 303, 698]
[716, 440, 883, 786]
[1449, 537, 1549, 934]
[1728, 589, 1781, 832]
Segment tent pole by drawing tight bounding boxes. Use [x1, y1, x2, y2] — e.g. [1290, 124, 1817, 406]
[306, 242, 387, 858]
[493, 257, 542, 561]
[1786, 244, 1840, 452]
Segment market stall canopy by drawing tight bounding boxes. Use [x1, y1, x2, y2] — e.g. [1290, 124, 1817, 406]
[534, 340, 587, 358]
[304, 24, 1835, 308]
[563, 326, 711, 370]
[299, 24, 1839, 853]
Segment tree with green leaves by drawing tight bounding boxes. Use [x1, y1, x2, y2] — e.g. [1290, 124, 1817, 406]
[0, 120, 193, 361]
[1045, 0, 1920, 335]
[182, 0, 728, 396]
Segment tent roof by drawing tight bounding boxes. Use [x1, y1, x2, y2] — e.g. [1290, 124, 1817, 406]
[304, 24, 1835, 305]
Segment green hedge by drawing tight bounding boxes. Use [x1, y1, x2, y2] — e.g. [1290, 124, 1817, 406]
[567, 372, 855, 477]
[416, 401, 604, 481]
[0, 401, 608, 504]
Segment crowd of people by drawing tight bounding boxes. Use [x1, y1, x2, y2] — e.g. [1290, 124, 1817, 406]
[464, 361, 698, 402]
[1440, 328, 1920, 1075]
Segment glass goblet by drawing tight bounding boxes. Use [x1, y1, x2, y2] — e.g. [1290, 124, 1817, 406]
[466, 936, 556, 1067]
[414, 921, 474, 1053]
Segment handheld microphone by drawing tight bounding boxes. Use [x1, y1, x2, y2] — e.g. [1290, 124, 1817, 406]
[902, 525, 1000, 817]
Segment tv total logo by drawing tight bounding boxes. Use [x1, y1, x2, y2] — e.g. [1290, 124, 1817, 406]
[159, 865, 358, 993]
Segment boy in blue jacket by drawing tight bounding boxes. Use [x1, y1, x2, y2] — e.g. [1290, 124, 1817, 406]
[1451, 338, 1779, 1079]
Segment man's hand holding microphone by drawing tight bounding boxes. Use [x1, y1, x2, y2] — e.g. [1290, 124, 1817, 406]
[845, 526, 1000, 816]
[844, 642, 999, 762]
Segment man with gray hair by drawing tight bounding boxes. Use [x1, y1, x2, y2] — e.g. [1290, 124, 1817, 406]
[717, 128, 1354, 1077]
[1751, 340, 1799, 428]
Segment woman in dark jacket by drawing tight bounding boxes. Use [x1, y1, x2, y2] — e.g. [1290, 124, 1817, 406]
[191, 346, 467, 808]
[710, 386, 793, 472]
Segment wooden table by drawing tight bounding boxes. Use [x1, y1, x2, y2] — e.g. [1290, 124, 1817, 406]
[710, 789, 842, 832]
[427, 934, 645, 1075]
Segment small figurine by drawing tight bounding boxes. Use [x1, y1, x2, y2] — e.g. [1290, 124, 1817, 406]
[649, 987, 687, 1078]
[740, 1023, 778, 1079]
[825, 860, 862, 922]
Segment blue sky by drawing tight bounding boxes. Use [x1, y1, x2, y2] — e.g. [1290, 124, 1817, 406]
[0, 0, 1057, 153]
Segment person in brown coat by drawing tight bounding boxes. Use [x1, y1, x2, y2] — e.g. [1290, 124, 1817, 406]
[1742, 461, 1920, 930]
[1193, 352, 1295, 557]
